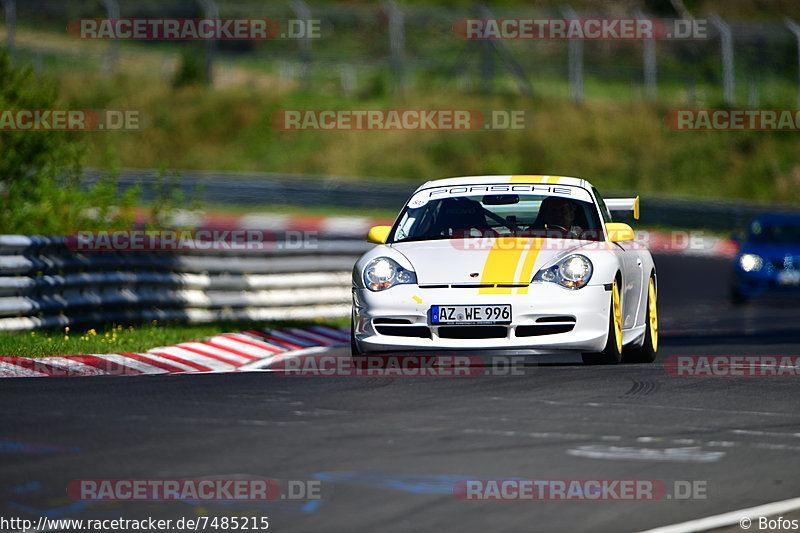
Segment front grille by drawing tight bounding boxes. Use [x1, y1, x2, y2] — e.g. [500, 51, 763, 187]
[375, 325, 431, 338]
[771, 257, 800, 270]
[515, 324, 574, 337]
[373, 318, 413, 325]
[437, 326, 507, 339]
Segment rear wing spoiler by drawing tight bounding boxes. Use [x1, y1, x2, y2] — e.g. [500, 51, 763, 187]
[605, 196, 640, 220]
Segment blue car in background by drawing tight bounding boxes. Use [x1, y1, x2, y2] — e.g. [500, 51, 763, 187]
[731, 213, 800, 304]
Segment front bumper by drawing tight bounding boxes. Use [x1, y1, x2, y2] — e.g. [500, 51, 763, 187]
[733, 269, 800, 298]
[352, 283, 610, 354]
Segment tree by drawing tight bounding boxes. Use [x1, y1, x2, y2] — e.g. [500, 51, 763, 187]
[0, 50, 136, 235]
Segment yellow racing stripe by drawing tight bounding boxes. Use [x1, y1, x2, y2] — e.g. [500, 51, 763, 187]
[478, 237, 528, 294]
[510, 175, 560, 184]
[516, 237, 544, 294]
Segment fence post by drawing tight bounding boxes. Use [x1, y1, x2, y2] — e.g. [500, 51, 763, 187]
[99, 0, 119, 75]
[562, 6, 583, 103]
[386, 2, 405, 93]
[786, 18, 800, 108]
[1, 0, 14, 56]
[197, 0, 218, 85]
[710, 15, 735, 106]
[290, 0, 312, 89]
[635, 9, 657, 100]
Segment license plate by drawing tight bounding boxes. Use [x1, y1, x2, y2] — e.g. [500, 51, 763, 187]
[430, 305, 511, 325]
[777, 271, 800, 285]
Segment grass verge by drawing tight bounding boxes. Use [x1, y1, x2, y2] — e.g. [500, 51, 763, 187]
[0, 318, 348, 359]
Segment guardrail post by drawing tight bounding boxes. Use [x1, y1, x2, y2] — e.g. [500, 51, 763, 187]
[562, 6, 583, 103]
[290, 0, 312, 89]
[1, 0, 14, 57]
[99, 0, 119, 75]
[635, 10, 657, 100]
[197, 0, 218, 85]
[710, 15, 735, 106]
[477, 6, 494, 93]
[386, 1, 405, 94]
[786, 17, 800, 108]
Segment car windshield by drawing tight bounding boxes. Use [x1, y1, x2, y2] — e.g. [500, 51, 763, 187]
[748, 220, 800, 244]
[391, 194, 603, 243]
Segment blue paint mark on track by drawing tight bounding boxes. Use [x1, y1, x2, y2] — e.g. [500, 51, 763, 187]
[0, 441, 81, 454]
[312, 472, 474, 494]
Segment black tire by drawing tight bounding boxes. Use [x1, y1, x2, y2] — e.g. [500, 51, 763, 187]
[582, 278, 623, 365]
[350, 315, 366, 357]
[623, 276, 658, 364]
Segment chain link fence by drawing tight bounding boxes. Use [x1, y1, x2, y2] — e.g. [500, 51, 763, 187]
[3, 1, 800, 105]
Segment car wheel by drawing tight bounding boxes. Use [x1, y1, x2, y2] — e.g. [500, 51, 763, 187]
[350, 315, 366, 357]
[622, 276, 658, 364]
[582, 278, 623, 365]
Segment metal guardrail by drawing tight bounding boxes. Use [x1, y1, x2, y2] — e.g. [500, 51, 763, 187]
[90, 169, 800, 232]
[0, 234, 369, 332]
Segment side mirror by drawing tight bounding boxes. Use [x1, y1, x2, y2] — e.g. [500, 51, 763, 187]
[366, 225, 392, 244]
[605, 222, 635, 242]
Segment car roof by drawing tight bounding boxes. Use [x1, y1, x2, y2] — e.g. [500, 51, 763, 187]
[416, 175, 591, 191]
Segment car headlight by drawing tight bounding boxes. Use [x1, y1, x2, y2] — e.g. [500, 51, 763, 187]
[739, 253, 763, 272]
[533, 254, 593, 290]
[363, 257, 417, 291]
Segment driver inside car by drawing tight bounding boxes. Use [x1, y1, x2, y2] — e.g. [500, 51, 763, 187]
[529, 196, 582, 236]
[433, 197, 496, 237]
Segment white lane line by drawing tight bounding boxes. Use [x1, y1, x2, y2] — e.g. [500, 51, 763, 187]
[730, 429, 800, 439]
[637, 496, 800, 532]
[566, 445, 725, 463]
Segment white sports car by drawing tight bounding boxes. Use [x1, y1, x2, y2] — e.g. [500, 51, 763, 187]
[351, 175, 658, 364]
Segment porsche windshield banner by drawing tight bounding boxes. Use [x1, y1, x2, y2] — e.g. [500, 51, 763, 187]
[407, 183, 593, 208]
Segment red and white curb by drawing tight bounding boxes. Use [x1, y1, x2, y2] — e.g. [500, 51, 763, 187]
[0, 326, 349, 378]
[133, 207, 394, 236]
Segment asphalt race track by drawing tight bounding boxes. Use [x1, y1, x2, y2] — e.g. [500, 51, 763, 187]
[2, 254, 799, 533]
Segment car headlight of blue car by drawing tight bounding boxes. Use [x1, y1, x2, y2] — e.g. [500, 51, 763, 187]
[738, 253, 764, 272]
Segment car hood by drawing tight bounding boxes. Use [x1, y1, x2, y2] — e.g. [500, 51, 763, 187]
[390, 237, 595, 285]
